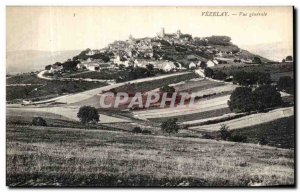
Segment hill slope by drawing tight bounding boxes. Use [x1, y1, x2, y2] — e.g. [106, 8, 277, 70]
[7, 124, 294, 187]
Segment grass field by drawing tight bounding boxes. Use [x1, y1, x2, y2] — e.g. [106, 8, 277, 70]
[231, 116, 295, 149]
[6, 73, 108, 102]
[149, 107, 231, 123]
[212, 63, 294, 81]
[114, 72, 199, 93]
[67, 70, 126, 80]
[7, 124, 294, 187]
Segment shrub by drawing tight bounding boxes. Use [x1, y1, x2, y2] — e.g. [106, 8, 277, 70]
[161, 118, 180, 134]
[252, 57, 262, 64]
[229, 134, 247, 142]
[141, 130, 152, 134]
[32, 117, 47, 126]
[77, 106, 100, 124]
[233, 71, 271, 86]
[204, 68, 214, 78]
[277, 76, 294, 94]
[213, 70, 227, 80]
[259, 137, 268, 145]
[219, 124, 231, 140]
[286, 55, 293, 61]
[132, 127, 142, 133]
[159, 85, 175, 93]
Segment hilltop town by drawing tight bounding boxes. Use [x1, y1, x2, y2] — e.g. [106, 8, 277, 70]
[44, 28, 272, 75]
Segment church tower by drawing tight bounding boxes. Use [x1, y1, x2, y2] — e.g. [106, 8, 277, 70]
[176, 30, 181, 38]
[161, 27, 165, 38]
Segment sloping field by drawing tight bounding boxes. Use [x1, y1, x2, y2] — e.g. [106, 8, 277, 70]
[133, 95, 230, 120]
[189, 107, 294, 132]
[54, 72, 192, 105]
[7, 107, 131, 123]
[7, 125, 294, 187]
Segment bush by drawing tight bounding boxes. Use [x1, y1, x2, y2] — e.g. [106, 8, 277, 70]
[77, 106, 100, 124]
[159, 85, 175, 93]
[277, 76, 294, 94]
[161, 118, 180, 134]
[132, 127, 142, 133]
[229, 134, 247, 142]
[219, 124, 231, 140]
[252, 57, 262, 64]
[141, 130, 152, 134]
[233, 71, 271, 86]
[259, 137, 268, 145]
[213, 70, 227, 80]
[32, 117, 47, 126]
[204, 67, 214, 78]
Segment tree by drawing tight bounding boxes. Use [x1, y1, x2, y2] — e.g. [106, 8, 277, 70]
[228, 87, 255, 112]
[199, 61, 207, 69]
[77, 106, 100, 124]
[277, 76, 294, 94]
[205, 36, 232, 46]
[233, 71, 271, 86]
[219, 124, 231, 140]
[45, 65, 52, 70]
[213, 70, 227, 80]
[161, 118, 180, 134]
[118, 64, 126, 70]
[252, 57, 262, 64]
[159, 85, 175, 94]
[32, 117, 47, 126]
[146, 64, 154, 71]
[252, 85, 283, 111]
[286, 55, 293, 61]
[204, 67, 214, 78]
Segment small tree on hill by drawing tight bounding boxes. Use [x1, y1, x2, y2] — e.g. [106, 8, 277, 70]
[32, 117, 47, 126]
[161, 118, 180, 134]
[253, 57, 262, 64]
[160, 85, 175, 93]
[77, 106, 100, 124]
[277, 76, 294, 94]
[286, 55, 293, 62]
[204, 67, 214, 78]
[219, 124, 231, 140]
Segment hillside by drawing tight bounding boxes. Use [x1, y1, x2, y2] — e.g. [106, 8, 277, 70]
[7, 123, 294, 187]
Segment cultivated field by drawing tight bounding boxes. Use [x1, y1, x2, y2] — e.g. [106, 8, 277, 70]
[7, 125, 294, 187]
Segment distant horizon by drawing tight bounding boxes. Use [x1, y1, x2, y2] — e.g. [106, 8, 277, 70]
[7, 7, 292, 53]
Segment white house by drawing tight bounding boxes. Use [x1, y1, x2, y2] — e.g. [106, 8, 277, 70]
[206, 60, 219, 67]
[189, 61, 197, 69]
[50, 64, 63, 73]
[159, 61, 176, 72]
[83, 63, 100, 71]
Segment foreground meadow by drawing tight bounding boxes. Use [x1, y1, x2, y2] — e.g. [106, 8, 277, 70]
[7, 124, 294, 187]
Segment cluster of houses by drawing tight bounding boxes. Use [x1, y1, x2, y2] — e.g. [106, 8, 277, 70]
[46, 28, 258, 74]
[76, 58, 113, 71]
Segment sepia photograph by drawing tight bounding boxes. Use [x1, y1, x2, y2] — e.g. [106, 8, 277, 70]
[6, 6, 295, 187]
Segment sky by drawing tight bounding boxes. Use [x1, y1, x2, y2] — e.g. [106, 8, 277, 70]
[7, 6, 293, 54]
